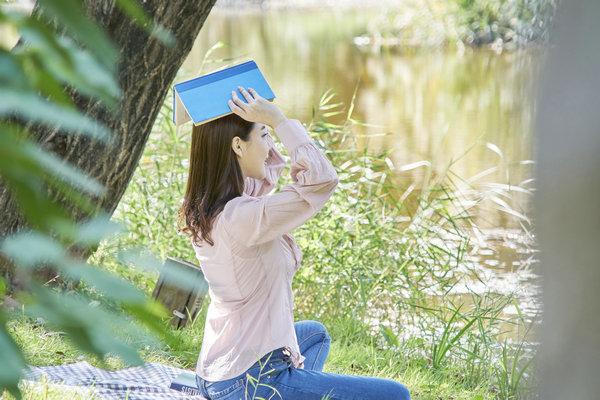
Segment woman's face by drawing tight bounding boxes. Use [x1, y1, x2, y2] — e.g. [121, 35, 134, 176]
[233, 123, 271, 181]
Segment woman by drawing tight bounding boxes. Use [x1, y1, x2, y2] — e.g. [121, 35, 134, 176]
[180, 86, 410, 400]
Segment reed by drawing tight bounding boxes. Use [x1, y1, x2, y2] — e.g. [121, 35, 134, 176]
[290, 89, 538, 397]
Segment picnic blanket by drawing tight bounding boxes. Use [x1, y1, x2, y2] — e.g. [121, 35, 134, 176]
[23, 361, 208, 400]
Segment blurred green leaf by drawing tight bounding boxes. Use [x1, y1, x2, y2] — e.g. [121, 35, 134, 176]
[0, 90, 112, 141]
[149, 24, 177, 47]
[14, 13, 73, 65]
[114, 0, 176, 47]
[114, 0, 152, 25]
[27, 288, 144, 365]
[0, 49, 29, 91]
[0, 124, 93, 233]
[36, 0, 118, 71]
[74, 217, 123, 246]
[123, 300, 177, 346]
[1, 227, 144, 304]
[0, 232, 66, 269]
[121, 250, 205, 292]
[119, 249, 164, 274]
[67, 35, 121, 105]
[22, 62, 74, 106]
[43, 176, 101, 218]
[17, 25, 121, 109]
[62, 261, 146, 305]
[123, 301, 175, 344]
[33, 146, 105, 196]
[157, 260, 208, 293]
[0, 319, 25, 400]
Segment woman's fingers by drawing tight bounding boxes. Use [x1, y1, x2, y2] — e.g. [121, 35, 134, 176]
[228, 99, 245, 116]
[231, 91, 248, 110]
[229, 87, 282, 125]
[247, 87, 260, 99]
[237, 86, 255, 102]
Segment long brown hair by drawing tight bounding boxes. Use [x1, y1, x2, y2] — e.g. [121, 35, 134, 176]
[179, 114, 254, 246]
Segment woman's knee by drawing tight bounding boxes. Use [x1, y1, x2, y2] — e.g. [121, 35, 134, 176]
[385, 380, 410, 400]
[396, 382, 411, 400]
[295, 320, 330, 341]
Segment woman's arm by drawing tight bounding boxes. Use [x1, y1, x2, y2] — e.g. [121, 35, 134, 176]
[223, 118, 338, 247]
[224, 87, 338, 247]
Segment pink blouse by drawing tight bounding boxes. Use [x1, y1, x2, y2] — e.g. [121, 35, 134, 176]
[193, 119, 338, 381]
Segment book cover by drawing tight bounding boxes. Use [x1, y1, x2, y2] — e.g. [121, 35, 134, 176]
[172, 60, 275, 126]
[169, 371, 204, 397]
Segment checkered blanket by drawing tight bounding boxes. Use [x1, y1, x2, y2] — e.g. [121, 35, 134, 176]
[23, 361, 208, 400]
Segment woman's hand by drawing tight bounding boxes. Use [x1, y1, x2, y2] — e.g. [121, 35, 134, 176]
[228, 87, 286, 128]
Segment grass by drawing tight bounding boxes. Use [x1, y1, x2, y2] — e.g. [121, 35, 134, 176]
[5, 315, 495, 400]
[4, 88, 539, 399]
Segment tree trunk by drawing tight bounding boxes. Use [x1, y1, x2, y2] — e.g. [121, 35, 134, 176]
[0, 0, 217, 281]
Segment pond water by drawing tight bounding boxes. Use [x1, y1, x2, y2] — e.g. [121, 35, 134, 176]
[181, 7, 543, 332]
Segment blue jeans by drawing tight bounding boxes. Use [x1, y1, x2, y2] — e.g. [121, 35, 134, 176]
[196, 320, 410, 400]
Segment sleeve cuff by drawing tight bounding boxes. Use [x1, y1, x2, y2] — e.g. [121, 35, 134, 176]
[274, 119, 312, 153]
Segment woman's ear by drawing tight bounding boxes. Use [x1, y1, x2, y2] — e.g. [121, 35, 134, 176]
[231, 136, 243, 157]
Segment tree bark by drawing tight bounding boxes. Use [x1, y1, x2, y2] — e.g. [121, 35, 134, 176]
[0, 0, 217, 281]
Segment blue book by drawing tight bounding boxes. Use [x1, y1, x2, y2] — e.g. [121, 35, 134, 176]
[173, 60, 275, 126]
[170, 371, 205, 397]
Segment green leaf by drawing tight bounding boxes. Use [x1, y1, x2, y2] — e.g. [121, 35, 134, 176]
[0, 232, 66, 269]
[43, 176, 100, 218]
[17, 24, 121, 109]
[121, 250, 205, 292]
[0, 90, 113, 142]
[88, 326, 143, 365]
[62, 261, 146, 305]
[114, 0, 152, 26]
[22, 61, 74, 106]
[74, 217, 123, 246]
[0, 319, 25, 400]
[113, 0, 176, 47]
[27, 289, 144, 365]
[36, 0, 118, 71]
[32, 144, 105, 196]
[119, 250, 164, 274]
[68, 35, 121, 104]
[0, 125, 96, 232]
[149, 24, 176, 47]
[0, 48, 29, 91]
[123, 301, 175, 345]
[14, 15, 74, 69]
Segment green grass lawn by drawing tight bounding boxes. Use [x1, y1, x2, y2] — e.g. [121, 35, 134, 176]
[5, 313, 498, 400]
